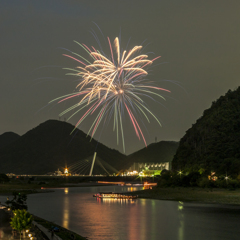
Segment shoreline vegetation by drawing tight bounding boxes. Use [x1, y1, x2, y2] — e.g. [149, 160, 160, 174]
[1, 182, 240, 206]
[0, 182, 110, 195]
[128, 187, 240, 205]
[0, 208, 87, 240]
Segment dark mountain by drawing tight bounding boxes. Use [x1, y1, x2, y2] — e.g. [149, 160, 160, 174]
[125, 141, 179, 169]
[0, 132, 20, 149]
[0, 120, 127, 174]
[172, 87, 240, 176]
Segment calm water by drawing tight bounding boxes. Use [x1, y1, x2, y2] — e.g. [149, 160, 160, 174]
[1, 186, 240, 240]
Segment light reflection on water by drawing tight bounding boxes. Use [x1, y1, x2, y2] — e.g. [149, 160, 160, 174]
[63, 188, 69, 229]
[178, 201, 184, 240]
[1, 186, 240, 240]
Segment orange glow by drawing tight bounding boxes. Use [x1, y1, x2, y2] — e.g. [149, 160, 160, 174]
[98, 181, 125, 185]
[63, 192, 69, 229]
[143, 182, 157, 189]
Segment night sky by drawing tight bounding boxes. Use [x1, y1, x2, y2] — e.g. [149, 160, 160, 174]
[1, 1, 240, 154]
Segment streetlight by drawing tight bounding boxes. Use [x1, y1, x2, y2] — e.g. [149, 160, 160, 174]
[178, 170, 183, 178]
[225, 174, 229, 182]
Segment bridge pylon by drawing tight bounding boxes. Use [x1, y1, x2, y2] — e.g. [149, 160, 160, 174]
[89, 152, 97, 176]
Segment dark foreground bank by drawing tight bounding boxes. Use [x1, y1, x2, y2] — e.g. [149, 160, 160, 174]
[33, 215, 88, 240]
[0, 208, 87, 240]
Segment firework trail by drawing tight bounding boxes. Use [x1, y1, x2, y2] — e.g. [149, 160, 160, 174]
[50, 36, 170, 152]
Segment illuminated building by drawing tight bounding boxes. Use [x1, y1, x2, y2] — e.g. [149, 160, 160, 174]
[6, 173, 16, 178]
[63, 167, 71, 176]
[54, 168, 71, 176]
[127, 162, 170, 176]
[208, 171, 218, 181]
[54, 169, 62, 176]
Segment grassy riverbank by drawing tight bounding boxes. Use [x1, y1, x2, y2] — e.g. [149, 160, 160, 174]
[0, 183, 53, 195]
[0, 182, 106, 195]
[129, 187, 240, 205]
[3, 182, 240, 205]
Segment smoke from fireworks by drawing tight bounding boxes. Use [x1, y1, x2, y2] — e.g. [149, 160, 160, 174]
[50, 36, 170, 152]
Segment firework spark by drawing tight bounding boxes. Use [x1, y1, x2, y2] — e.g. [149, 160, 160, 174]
[50, 37, 170, 152]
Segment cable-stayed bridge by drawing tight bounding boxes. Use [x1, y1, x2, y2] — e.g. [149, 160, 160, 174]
[68, 153, 119, 176]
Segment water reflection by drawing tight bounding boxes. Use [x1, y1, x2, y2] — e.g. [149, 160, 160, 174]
[139, 199, 146, 240]
[126, 187, 140, 192]
[22, 186, 240, 240]
[63, 188, 69, 229]
[178, 201, 184, 240]
[128, 199, 141, 240]
[150, 200, 156, 240]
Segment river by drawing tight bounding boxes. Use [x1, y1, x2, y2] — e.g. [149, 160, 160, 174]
[1, 186, 240, 240]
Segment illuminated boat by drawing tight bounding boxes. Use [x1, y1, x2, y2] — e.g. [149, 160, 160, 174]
[93, 192, 137, 199]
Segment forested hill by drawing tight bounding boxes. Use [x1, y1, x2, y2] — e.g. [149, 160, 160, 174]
[0, 132, 20, 149]
[124, 141, 179, 169]
[0, 120, 127, 174]
[172, 87, 240, 176]
[0, 119, 180, 175]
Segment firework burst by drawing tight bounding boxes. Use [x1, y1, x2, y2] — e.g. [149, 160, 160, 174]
[50, 36, 170, 152]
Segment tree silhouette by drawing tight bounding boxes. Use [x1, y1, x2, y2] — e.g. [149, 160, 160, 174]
[6, 192, 27, 210]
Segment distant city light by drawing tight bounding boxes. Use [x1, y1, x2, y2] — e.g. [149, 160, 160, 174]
[127, 170, 139, 176]
[178, 170, 183, 177]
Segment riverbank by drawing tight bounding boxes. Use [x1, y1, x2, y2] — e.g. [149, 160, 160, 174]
[3, 182, 240, 205]
[129, 187, 240, 205]
[0, 208, 87, 240]
[33, 215, 87, 240]
[0, 183, 51, 195]
[0, 182, 109, 195]
[0, 209, 12, 238]
[0, 187, 54, 196]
